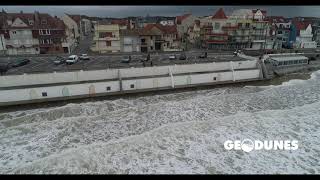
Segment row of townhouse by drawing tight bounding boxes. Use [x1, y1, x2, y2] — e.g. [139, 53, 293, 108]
[187, 8, 318, 51]
[266, 16, 317, 49]
[0, 10, 94, 55]
[91, 22, 181, 53]
[0, 10, 67, 55]
[187, 8, 273, 51]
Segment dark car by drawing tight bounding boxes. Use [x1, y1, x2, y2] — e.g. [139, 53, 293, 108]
[0, 63, 10, 75]
[53, 56, 66, 65]
[11, 59, 30, 67]
[198, 52, 207, 59]
[179, 53, 187, 60]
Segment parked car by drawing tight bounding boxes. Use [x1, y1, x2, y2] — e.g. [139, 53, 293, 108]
[198, 52, 207, 58]
[66, 55, 79, 65]
[80, 54, 90, 60]
[53, 56, 66, 65]
[11, 59, 30, 67]
[169, 54, 177, 60]
[121, 55, 131, 63]
[0, 63, 10, 75]
[179, 53, 187, 60]
[140, 54, 150, 62]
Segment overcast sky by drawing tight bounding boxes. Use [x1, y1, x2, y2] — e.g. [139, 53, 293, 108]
[0, 6, 319, 18]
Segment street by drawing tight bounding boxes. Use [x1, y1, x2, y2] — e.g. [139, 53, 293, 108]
[0, 53, 244, 75]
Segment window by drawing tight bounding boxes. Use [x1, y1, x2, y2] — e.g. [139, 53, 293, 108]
[214, 22, 220, 29]
[150, 46, 153, 50]
[106, 41, 111, 46]
[12, 31, 16, 34]
[226, 23, 231, 27]
[130, 84, 135, 88]
[238, 23, 242, 28]
[141, 39, 146, 43]
[245, 23, 250, 28]
[55, 47, 59, 51]
[106, 86, 111, 91]
[42, 92, 47, 97]
[213, 77, 217, 81]
[41, 20, 47, 25]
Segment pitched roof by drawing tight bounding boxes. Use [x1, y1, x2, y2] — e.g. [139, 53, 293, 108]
[111, 19, 128, 26]
[265, 16, 288, 23]
[66, 14, 81, 25]
[120, 29, 140, 36]
[176, 14, 191, 24]
[212, 8, 227, 19]
[252, 9, 267, 17]
[0, 11, 65, 30]
[144, 24, 177, 34]
[293, 21, 311, 31]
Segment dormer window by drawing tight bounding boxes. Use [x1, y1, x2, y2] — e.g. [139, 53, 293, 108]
[41, 20, 47, 25]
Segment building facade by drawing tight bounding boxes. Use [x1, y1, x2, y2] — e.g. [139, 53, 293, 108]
[91, 23, 121, 53]
[295, 24, 317, 48]
[120, 29, 141, 52]
[0, 10, 66, 55]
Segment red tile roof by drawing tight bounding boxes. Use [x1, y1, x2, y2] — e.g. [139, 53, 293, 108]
[111, 19, 129, 26]
[67, 14, 81, 25]
[0, 11, 65, 30]
[293, 21, 311, 36]
[265, 16, 287, 23]
[212, 8, 227, 19]
[176, 14, 191, 25]
[144, 24, 177, 34]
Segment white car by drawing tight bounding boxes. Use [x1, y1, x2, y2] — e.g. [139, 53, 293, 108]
[80, 54, 90, 60]
[169, 55, 177, 60]
[66, 55, 79, 64]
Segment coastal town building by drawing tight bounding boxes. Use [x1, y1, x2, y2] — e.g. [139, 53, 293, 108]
[120, 29, 141, 52]
[0, 10, 66, 55]
[294, 23, 317, 48]
[91, 22, 121, 53]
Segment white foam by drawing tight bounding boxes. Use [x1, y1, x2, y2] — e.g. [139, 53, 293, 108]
[11, 100, 320, 174]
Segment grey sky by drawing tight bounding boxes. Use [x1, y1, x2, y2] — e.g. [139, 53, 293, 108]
[0, 6, 319, 18]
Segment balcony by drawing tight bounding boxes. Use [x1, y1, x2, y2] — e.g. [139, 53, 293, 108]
[94, 36, 120, 41]
[206, 39, 227, 44]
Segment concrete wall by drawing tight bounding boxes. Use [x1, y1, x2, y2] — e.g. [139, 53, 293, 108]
[0, 69, 260, 105]
[0, 60, 258, 88]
